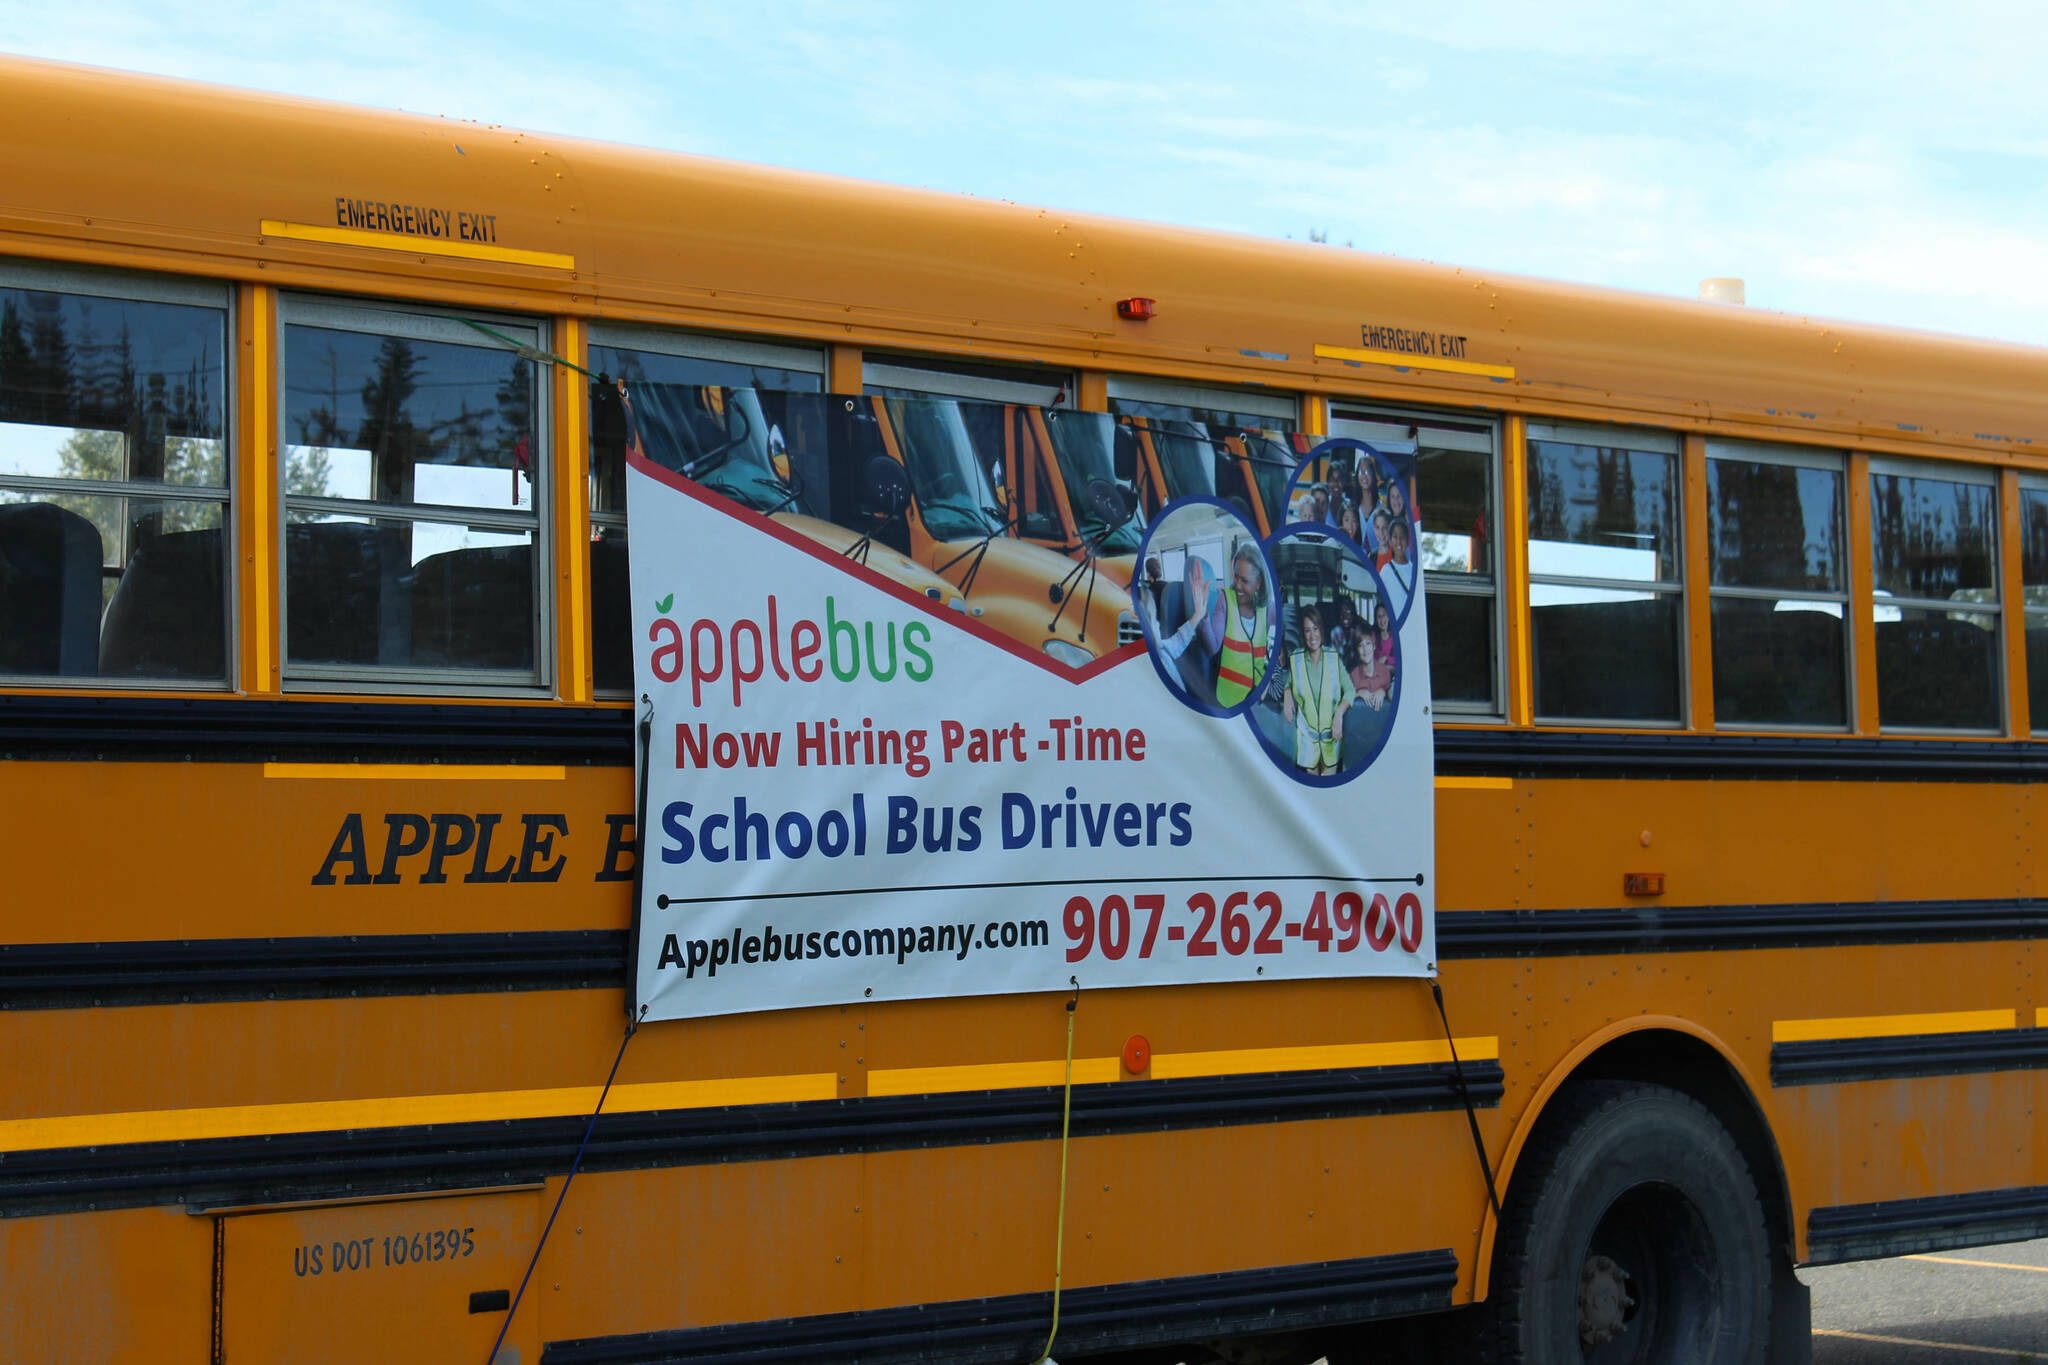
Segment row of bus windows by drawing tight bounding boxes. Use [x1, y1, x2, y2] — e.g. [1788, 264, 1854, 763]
[1524, 429, 2013, 731]
[2, 268, 2047, 733]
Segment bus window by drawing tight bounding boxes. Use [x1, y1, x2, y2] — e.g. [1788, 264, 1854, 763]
[1332, 405, 1500, 714]
[1526, 422, 1684, 723]
[999, 406, 1067, 543]
[1705, 441, 1850, 729]
[281, 300, 545, 687]
[0, 268, 230, 684]
[1105, 375, 1297, 433]
[878, 396, 1008, 544]
[1870, 459, 2001, 731]
[1107, 377, 1297, 539]
[588, 329, 826, 693]
[1040, 409, 1142, 555]
[864, 355, 1075, 547]
[2021, 478, 2048, 732]
[862, 354, 1071, 408]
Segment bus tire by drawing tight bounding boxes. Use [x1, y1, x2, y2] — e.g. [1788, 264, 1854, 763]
[1476, 1080, 1770, 1365]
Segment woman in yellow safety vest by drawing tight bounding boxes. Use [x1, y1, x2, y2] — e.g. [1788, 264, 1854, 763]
[1214, 542, 1270, 707]
[1281, 604, 1355, 775]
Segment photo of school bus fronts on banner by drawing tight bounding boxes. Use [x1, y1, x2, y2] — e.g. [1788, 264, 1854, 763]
[612, 385, 1437, 1022]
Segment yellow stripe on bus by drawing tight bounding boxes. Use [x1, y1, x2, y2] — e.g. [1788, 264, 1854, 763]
[1151, 1037, 1497, 1079]
[5, 1036, 1501, 1151]
[1312, 342, 1516, 381]
[258, 219, 575, 271]
[262, 763, 566, 781]
[1435, 776, 1514, 790]
[869, 1058, 1124, 1096]
[0, 1075, 839, 1155]
[869, 1036, 1500, 1096]
[1772, 1008, 2015, 1043]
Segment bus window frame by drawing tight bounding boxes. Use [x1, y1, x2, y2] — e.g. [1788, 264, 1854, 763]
[276, 294, 554, 696]
[2019, 470, 2048, 736]
[863, 355, 1086, 555]
[1867, 453, 2005, 736]
[1329, 402, 1505, 720]
[585, 325, 828, 526]
[1105, 377, 1300, 548]
[1104, 374, 1298, 430]
[1702, 438, 1856, 733]
[0, 258, 239, 691]
[1525, 420, 1689, 729]
[584, 324, 828, 698]
[861, 354, 1074, 409]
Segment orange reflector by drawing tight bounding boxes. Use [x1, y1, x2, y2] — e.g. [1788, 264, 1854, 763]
[1623, 872, 1665, 896]
[1122, 1035, 1151, 1074]
[1116, 297, 1156, 320]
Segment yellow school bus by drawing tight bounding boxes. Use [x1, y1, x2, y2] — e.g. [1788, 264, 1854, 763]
[985, 404, 1145, 585]
[1125, 418, 1298, 540]
[6, 53, 2048, 1365]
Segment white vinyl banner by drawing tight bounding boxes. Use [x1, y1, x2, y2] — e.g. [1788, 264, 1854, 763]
[626, 392, 1433, 1021]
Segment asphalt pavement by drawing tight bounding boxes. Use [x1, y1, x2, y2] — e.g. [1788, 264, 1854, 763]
[1810, 1238, 2048, 1362]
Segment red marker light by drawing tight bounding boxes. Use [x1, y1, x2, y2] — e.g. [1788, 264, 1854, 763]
[1116, 297, 1156, 321]
[1122, 1034, 1151, 1074]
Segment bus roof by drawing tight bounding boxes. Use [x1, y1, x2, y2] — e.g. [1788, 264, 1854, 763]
[5, 52, 2044, 463]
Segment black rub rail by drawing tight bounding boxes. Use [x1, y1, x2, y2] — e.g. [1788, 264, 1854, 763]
[0, 1060, 1502, 1219]
[1437, 726, 2048, 783]
[6, 900, 2044, 1011]
[1772, 1027, 2048, 1087]
[0, 695, 635, 765]
[1436, 898, 2048, 959]
[540, 1249, 1460, 1364]
[1809, 1185, 2048, 1264]
[0, 931, 629, 1010]
[9, 694, 2048, 781]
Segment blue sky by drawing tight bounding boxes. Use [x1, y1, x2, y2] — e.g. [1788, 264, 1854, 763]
[8, 1, 2048, 347]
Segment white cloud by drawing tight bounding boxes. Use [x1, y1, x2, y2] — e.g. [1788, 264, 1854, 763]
[0, 0, 694, 149]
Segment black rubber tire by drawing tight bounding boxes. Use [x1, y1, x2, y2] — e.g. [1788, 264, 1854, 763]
[1471, 1081, 1770, 1365]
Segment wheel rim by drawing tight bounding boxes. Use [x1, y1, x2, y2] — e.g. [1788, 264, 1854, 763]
[1576, 1182, 1721, 1364]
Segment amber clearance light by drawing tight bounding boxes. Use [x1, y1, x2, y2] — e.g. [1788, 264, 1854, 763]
[1116, 297, 1156, 320]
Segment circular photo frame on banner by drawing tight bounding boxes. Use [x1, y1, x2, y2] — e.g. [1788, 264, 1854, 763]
[1285, 438, 1421, 629]
[1244, 524, 1403, 787]
[1132, 497, 1281, 718]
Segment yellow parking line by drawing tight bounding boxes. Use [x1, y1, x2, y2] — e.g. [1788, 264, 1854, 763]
[1814, 1328, 2029, 1356]
[1908, 1254, 2048, 1274]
